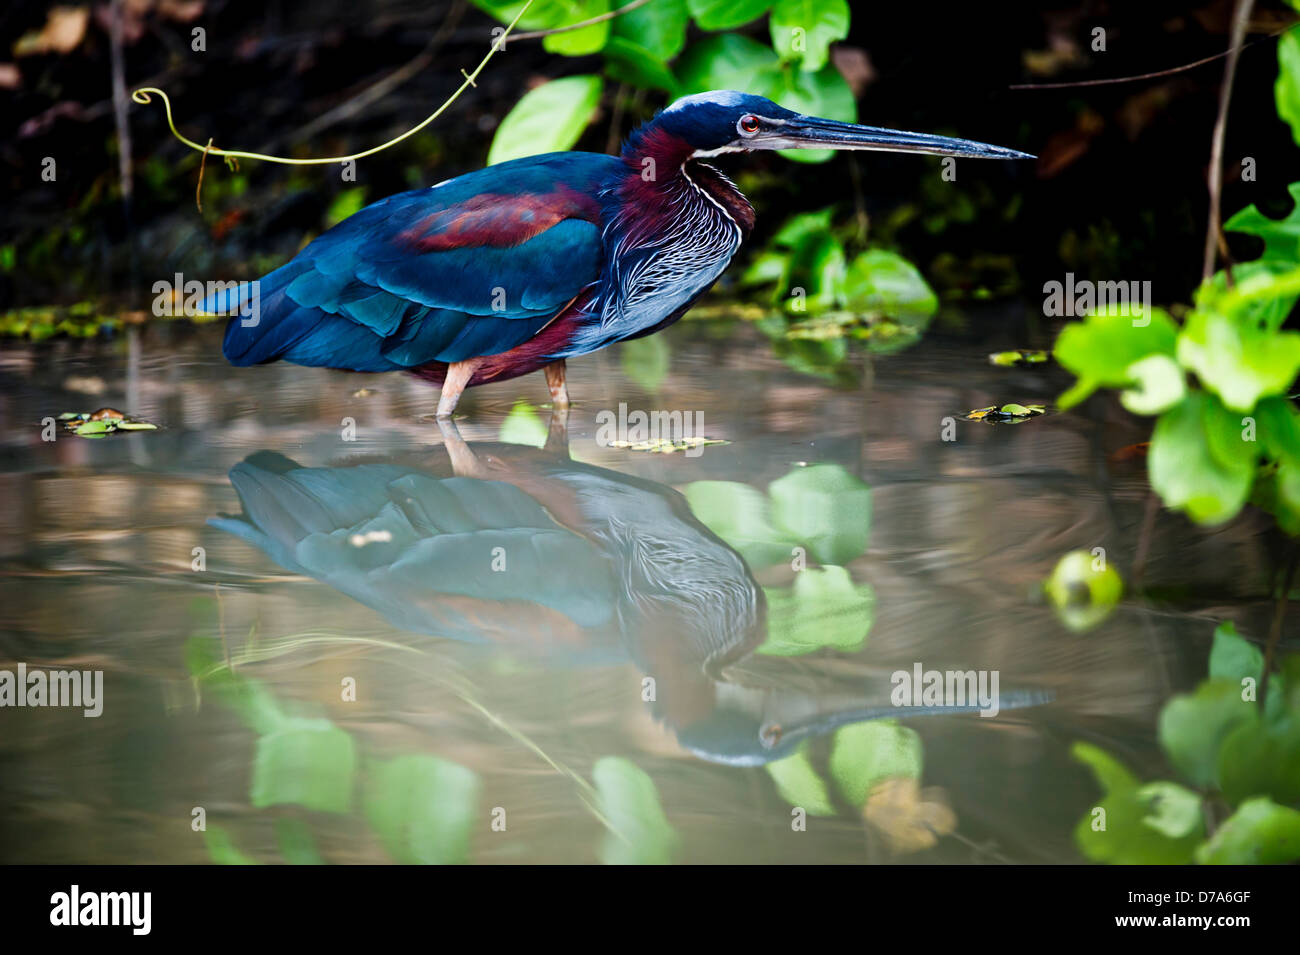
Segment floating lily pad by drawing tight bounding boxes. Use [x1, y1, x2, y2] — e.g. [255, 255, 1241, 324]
[608, 436, 729, 454]
[1045, 549, 1122, 632]
[58, 409, 159, 437]
[989, 349, 1049, 367]
[962, 403, 1047, 423]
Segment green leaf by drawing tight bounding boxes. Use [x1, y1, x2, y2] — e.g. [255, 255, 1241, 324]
[769, 0, 849, 72]
[275, 818, 325, 864]
[685, 0, 773, 30]
[1178, 306, 1300, 413]
[543, 0, 611, 56]
[1072, 741, 1139, 796]
[1148, 392, 1255, 526]
[1052, 306, 1179, 409]
[760, 566, 874, 656]
[487, 75, 604, 165]
[682, 480, 793, 568]
[768, 463, 872, 565]
[250, 717, 356, 814]
[74, 419, 112, 435]
[674, 34, 782, 98]
[620, 335, 671, 392]
[604, 37, 679, 92]
[829, 721, 922, 808]
[364, 754, 480, 864]
[783, 232, 846, 313]
[1119, 354, 1186, 416]
[498, 399, 549, 447]
[1216, 715, 1300, 806]
[1275, 33, 1300, 148]
[1043, 549, 1123, 632]
[765, 745, 836, 815]
[1157, 678, 1254, 788]
[203, 825, 260, 865]
[610, 0, 688, 61]
[1208, 621, 1264, 683]
[1136, 781, 1203, 839]
[325, 187, 367, 228]
[1071, 744, 1202, 864]
[1195, 797, 1300, 864]
[773, 63, 856, 163]
[842, 249, 938, 322]
[593, 756, 678, 864]
[1232, 181, 1300, 261]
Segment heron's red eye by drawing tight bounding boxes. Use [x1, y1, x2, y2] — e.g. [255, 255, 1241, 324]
[739, 115, 760, 134]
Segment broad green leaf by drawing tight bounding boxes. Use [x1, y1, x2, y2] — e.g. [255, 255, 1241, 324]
[542, 0, 611, 56]
[770, 0, 849, 72]
[611, 0, 688, 61]
[829, 721, 922, 808]
[675, 34, 782, 98]
[1052, 306, 1179, 409]
[1157, 678, 1254, 788]
[1195, 797, 1300, 864]
[1197, 260, 1299, 332]
[251, 717, 356, 814]
[783, 232, 847, 313]
[773, 63, 856, 163]
[1119, 354, 1185, 416]
[604, 37, 679, 92]
[685, 0, 773, 30]
[842, 249, 939, 322]
[1071, 744, 1202, 864]
[1177, 307, 1300, 412]
[760, 566, 874, 656]
[771, 208, 836, 248]
[364, 754, 480, 864]
[1224, 180, 1300, 263]
[593, 756, 678, 864]
[1208, 621, 1264, 683]
[768, 463, 871, 565]
[683, 480, 792, 568]
[1044, 549, 1123, 632]
[620, 335, 670, 392]
[1148, 393, 1254, 526]
[1275, 32, 1300, 147]
[487, 75, 604, 165]
[1216, 715, 1300, 806]
[765, 745, 836, 815]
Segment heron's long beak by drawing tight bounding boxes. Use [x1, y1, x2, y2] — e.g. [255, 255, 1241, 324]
[764, 115, 1034, 160]
[765, 687, 1055, 751]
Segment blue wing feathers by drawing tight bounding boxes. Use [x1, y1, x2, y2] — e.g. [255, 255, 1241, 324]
[215, 152, 618, 372]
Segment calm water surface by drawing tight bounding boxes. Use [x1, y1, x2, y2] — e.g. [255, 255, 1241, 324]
[0, 314, 1281, 863]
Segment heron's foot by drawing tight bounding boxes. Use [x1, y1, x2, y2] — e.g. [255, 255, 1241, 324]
[544, 360, 570, 408]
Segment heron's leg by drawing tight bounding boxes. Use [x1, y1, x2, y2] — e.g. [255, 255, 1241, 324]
[544, 404, 571, 457]
[544, 359, 569, 408]
[437, 358, 482, 418]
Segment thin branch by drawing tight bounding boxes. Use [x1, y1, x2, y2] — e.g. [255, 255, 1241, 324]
[510, 0, 653, 41]
[1259, 544, 1298, 712]
[1010, 21, 1295, 91]
[1203, 0, 1255, 282]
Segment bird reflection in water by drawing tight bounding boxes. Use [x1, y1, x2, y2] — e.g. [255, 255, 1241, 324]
[211, 411, 1049, 766]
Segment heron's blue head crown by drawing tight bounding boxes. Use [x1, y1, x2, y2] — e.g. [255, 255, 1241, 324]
[647, 89, 1036, 161]
[653, 90, 800, 154]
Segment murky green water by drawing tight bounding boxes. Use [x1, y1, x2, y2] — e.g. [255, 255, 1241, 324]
[0, 315, 1280, 863]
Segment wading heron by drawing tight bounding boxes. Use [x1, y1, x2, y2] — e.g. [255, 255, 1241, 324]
[211, 90, 1032, 416]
